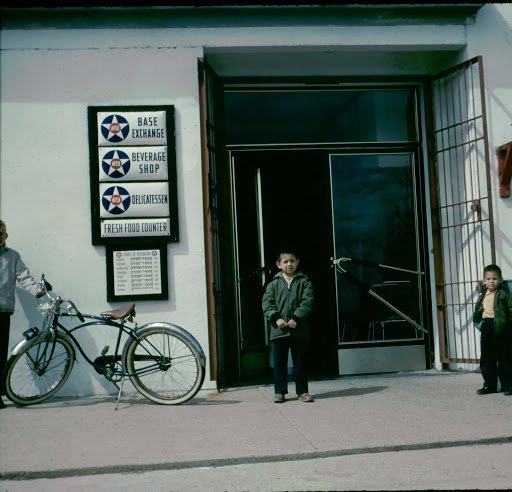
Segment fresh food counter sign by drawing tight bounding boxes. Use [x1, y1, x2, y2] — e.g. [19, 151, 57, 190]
[89, 106, 178, 245]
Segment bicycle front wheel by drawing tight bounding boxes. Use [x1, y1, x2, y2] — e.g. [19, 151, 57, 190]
[125, 327, 205, 405]
[5, 334, 75, 406]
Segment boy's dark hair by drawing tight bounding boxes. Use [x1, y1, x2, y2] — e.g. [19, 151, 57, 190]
[276, 249, 300, 262]
[483, 264, 502, 278]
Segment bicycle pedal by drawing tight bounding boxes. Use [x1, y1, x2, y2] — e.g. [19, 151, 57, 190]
[23, 327, 39, 340]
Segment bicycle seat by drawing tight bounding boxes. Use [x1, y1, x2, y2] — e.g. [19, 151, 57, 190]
[101, 303, 136, 320]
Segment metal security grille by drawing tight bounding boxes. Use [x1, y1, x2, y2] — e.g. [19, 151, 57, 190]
[431, 56, 495, 364]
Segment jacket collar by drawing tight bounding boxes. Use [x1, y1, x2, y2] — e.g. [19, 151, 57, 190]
[274, 270, 305, 280]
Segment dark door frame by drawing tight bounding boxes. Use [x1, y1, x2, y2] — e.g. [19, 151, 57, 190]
[200, 67, 436, 387]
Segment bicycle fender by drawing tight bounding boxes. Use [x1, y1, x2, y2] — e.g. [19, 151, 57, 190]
[126, 322, 206, 367]
[11, 332, 76, 360]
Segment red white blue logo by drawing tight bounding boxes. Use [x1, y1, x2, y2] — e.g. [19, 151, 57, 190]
[100, 115, 130, 143]
[102, 150, 131, 178]
[102, 186, 131, 215]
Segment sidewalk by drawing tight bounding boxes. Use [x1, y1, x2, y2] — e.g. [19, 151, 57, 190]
[1, 370, 512, 480]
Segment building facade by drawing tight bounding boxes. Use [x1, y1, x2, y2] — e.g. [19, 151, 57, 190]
[1, 3, 511, 396]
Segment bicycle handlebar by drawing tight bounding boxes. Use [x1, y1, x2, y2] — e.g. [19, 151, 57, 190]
[39, 274, 86, 322]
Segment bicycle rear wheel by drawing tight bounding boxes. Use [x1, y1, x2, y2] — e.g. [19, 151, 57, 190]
[125, 326, 205, 405]
[5, 334, 75, 406]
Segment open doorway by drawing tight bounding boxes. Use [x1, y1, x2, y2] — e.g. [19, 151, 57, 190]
[231, 149, 339, 383]
[200, 77, 433, 387]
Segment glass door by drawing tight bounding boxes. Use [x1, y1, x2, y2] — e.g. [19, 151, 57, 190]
[330, 153, 426, 370]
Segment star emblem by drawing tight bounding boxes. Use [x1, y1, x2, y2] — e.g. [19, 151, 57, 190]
[102, 186, 131, 215]
[100, 114, 130, 142]
[102, 150, 131, 178]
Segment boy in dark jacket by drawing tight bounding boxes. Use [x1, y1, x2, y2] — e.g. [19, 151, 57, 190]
[262, 250, 314, 403]
[473, 264, 512, 395]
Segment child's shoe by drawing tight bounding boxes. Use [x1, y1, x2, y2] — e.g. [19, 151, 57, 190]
[298, 393, 314, 402]
[273, 394, 285, 403]
[476, 386, 497, 395]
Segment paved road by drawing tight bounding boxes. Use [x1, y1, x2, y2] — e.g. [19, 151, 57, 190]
[2, 443, 512, 491]
[1, 370, 512, 490]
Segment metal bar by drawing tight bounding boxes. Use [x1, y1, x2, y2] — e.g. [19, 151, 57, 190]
[430, 78, 449, 363]
[445, 73, 459, 362]
[434, 135, 485, 154]
[333, 257, 422, 275]
[455, 68, 468, 360]
[437, 218, 489, 229]
[255, 168, 265, 286]
[477, 56, 496, 264]
[462, 65, 479, 361]
[468, 61, 483, 360]
[433, 114, 483, 134]
[368, 289, 428, 334]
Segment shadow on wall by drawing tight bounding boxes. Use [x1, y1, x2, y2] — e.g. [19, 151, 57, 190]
[13, 287, 117, 398]
[478, 6, 512, 272]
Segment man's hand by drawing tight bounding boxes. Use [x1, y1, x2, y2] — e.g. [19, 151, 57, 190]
[287, 319, 297, 329]
[276, 318, 287, 328]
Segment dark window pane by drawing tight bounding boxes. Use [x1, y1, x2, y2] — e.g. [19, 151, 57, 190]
[224, 89, 417, 145]
[330, 153, 423, 344]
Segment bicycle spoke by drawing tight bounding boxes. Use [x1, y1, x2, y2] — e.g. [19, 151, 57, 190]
[6, 337, 74, 404]
[126, 327, 204, 404]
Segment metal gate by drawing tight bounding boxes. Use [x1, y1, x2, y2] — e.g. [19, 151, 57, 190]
[431, 56, 495, 364]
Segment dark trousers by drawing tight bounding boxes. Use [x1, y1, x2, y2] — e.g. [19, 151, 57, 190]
[272, 337, 309, 396]
[480, 318, 512, 391]
[0, 312, 12, 394]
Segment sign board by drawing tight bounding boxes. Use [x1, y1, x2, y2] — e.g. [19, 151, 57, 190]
[99, 182, 170, 218]
[101, 218, 171, 239]
[89, 105, 178, 245]
[99, 146, 169, 181]
[97, 111, 167, 146]
[106, 244, 168, 301]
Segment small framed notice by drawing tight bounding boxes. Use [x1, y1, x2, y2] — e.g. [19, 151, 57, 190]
[106, 244, 168, 302]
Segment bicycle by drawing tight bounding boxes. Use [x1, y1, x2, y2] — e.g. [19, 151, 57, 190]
[3, 275, 206, 408]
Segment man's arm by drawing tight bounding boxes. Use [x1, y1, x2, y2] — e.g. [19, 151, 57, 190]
[15, 255, 42, 297]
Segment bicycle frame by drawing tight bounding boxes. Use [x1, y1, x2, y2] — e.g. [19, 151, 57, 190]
[6, 274, 207, 408]
[12, 311, 206, 380]
[11, 312, 137, 379]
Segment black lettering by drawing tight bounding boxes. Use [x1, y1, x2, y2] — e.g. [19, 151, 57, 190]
[137, 116, 158, 127]
[132, 194, 168, 205]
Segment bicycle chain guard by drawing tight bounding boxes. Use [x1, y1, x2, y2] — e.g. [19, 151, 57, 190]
[93, 355, 124, 382]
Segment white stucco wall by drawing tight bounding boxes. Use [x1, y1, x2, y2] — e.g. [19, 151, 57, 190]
[0, 42, 211, 395]
[1, 3, 511, 393]
[468, 4, 512, 280]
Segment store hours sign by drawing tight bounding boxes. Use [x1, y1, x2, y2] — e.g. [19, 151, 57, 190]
[88, 106, 178, 245]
